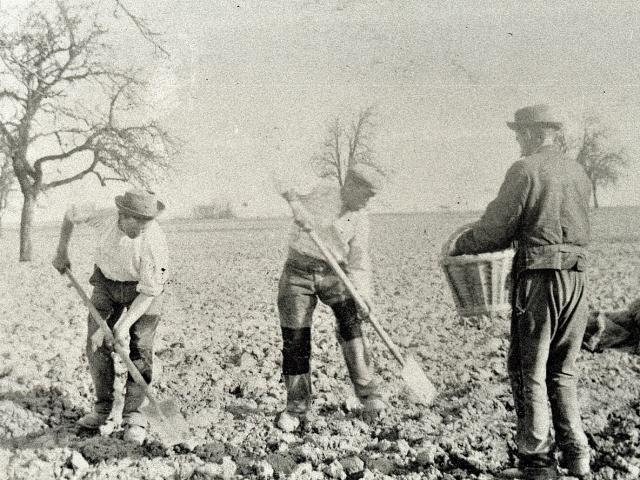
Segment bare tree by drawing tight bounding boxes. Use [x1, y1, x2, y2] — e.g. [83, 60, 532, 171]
[561, 116, 629, 208]
[0, 1, 179, 261]
[311, 106, 385, 187]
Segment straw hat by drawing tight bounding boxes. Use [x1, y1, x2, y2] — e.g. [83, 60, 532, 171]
[506, 104, 563, 130]
[115, 189, 165, 219]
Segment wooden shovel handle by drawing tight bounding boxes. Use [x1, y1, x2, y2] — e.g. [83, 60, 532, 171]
[308, 230, 407, 366]
[64, 269, 162, 414]
[286, 198, 407, 367]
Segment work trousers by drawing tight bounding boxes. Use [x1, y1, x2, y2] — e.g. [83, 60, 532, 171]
[277, 250, 376, 413]
[508, 268, 590, 469]
[86, 266, 162, 427]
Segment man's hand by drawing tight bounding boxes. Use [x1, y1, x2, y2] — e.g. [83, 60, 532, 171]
[52, 252, 71, 274]
[293, 216, 312, 231]
[112, 324, 129, 351]
[53, 215, 76, 273]
[356, 297, 373, 320]
[111, 295, 153, 352]
[279, 188, 299, 202]
[445, 240, 461, 257]
[90, 329, 110, 352]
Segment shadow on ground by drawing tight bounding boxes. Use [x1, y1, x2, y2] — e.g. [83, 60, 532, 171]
[0, 387, 169, 464]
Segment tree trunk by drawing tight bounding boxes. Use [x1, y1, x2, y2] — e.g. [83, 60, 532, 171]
[592, 180, 599, 209]
[19, 192, 36, 261]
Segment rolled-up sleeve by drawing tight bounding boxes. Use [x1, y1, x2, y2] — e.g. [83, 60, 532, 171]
[346, 213, 373, 300]
[65, 203, 115, 228]
[137, 227, 169, 297]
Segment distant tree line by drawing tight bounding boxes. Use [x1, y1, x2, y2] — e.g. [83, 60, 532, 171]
[193, 202, 236, 220]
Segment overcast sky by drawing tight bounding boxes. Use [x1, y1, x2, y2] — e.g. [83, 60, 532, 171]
[2, 0, 640, 221]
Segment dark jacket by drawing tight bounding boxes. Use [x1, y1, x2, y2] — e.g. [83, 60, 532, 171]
[453, 145, 591, 273]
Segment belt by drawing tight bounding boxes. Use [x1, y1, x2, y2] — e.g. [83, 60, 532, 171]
[91, 265, 138, 286]
[286, 248, 345, 274]
[514, 243, 588, 272]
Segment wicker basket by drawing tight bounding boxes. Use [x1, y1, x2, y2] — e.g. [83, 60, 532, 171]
[440, 224, 515, 318]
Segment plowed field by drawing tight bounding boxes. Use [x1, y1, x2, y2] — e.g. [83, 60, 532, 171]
[1, 209, 640, 479]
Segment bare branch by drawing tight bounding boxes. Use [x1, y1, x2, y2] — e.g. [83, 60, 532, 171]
[0, 152, 15, 215]
[310, 107, 384, 188]
[108, 82, 131, 126]
[42, 149, 100, 190]
[113, 0, 169, 58]
[29, 126, 93, 143]
[0, 89, 26, 104]
[0, 122, 15, 146]
[32, 133, 96, 171]
[92, 170, 127, 186]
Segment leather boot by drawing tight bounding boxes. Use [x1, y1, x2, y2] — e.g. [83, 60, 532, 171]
[277, 374, 312, 431]
[77, 411, 109, 430]
[339, 337, 385, 411]
[283, 373, 312, 414]
[560, 455, 591, 479]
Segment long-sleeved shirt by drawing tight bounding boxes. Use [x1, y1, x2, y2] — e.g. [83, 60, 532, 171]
[454, 145, 591, 272]
[66, 204, 169, 296]
[287, 184, 372, 298]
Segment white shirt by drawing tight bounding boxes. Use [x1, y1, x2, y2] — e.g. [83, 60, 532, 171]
[287, 184, 372, 298]
[66, 204, 169, 296]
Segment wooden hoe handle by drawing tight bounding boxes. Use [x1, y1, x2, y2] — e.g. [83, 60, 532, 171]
[286, 198, 407, 367]
[64, 269, 163, 414]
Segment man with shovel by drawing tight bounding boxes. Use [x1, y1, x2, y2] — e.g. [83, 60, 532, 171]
[52, 189, 169, 445]
[449, 105, 592, 480]
[276, 163, 386, 432]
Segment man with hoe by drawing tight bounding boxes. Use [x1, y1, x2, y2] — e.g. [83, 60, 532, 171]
[449, 105, 592, 480]
[277, 163, 386, 432]
[52, 189, 168, 445]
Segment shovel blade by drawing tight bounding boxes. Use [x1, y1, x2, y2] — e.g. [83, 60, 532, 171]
[401, 356, 436, 406]
[141, 399, 190, 447]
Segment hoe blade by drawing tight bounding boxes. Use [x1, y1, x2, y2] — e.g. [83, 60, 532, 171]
[141, 399, 190, 447]
[401, 356, 437, 406]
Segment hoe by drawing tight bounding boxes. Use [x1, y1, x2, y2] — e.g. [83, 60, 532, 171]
[64, 268, 189, 447]
[285, 197, 437, 406]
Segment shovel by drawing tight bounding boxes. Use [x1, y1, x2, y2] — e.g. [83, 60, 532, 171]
[285, 197, 437, 405]
[64, 269, 189, 446]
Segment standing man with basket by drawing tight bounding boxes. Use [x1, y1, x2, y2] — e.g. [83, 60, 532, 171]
[52, 189, 169, 445]
[449, 105, 592, 480]
[276, 164, 386, 432]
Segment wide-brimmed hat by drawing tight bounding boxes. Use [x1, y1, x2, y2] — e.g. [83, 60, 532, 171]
[347, 163, 386, 193]
[507, 104, 563, 130]
[115, 189, 165, 219]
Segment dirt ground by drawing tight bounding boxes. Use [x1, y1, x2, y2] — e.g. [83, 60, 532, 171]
[1, 209, 640, 479]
